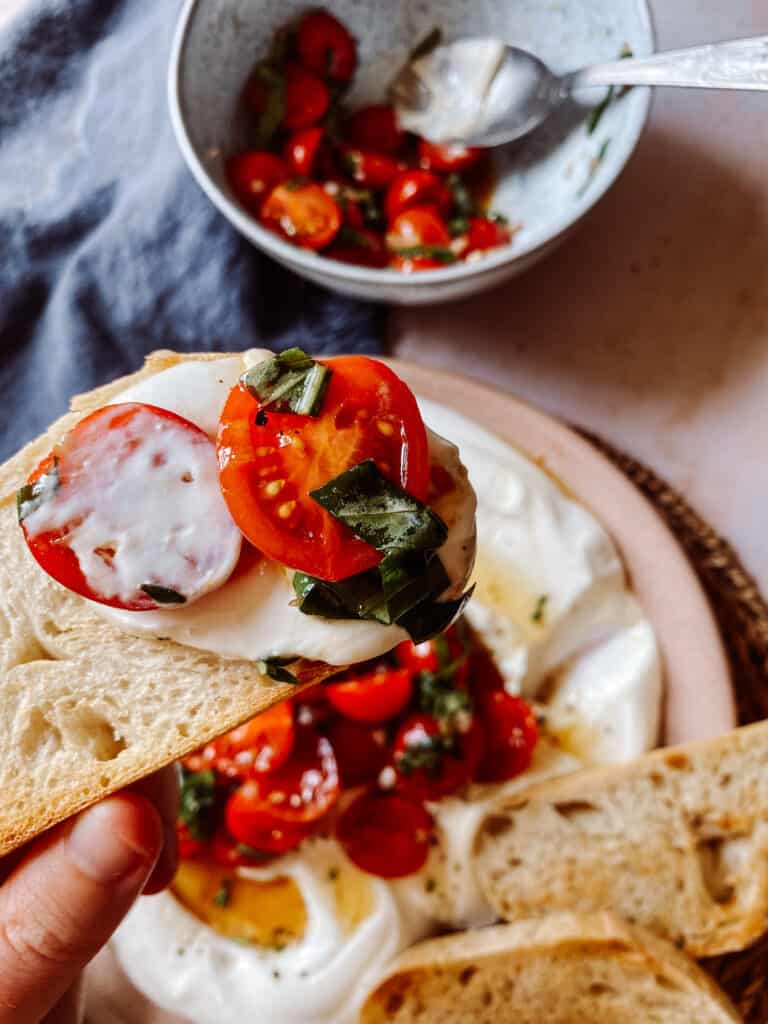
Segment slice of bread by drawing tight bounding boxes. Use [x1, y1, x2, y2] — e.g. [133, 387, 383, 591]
[0, 351, 340, 857]
[475, 720, 768, 957]
[360, 912, 741, 1023]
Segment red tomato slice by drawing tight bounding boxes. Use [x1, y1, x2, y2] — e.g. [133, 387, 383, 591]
[217, 355, 430, 581]
[385, 171, 452, 224]
[21, 403, 241, 611]
[346, 105, 405, 156]
[418, 140, 484, 173]
[296, 9, 357, 84]
[227, 151, 288, 214]
[326, 667, 412, 723]
[387, 206, 451, 249]
[260, 182, 342, 250]
[341, 147, 403, 189]
[393, 712, 480, 801]
[389, 255, 447, 273]
[475, 691, 538, 784]
[395, 625, 470, 688]
[326, 228, 389, 269]
[284, 64, 330, 130]
[467, 216, 512, 252]
[336, 791, 433, 878]
[326, 718, 388, 787]
[200, 702, 295, 778]
[284, 127, 325, 177]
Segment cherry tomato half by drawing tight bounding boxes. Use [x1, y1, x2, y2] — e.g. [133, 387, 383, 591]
[227, 151, 288, 214]
[177, 822, 204, 861]
[199, 702, 295, 779]
[284, 63, 330, 131]
[336, 791, 433, 878]
[418, 140, 484, 173]
[385, 171, 451, 224]
[284, 127, 326, 177]
[467, 216, 512, 253]
[341, 147, 403, 190]
[326, 667, 412, 723]
[260, 182, 342, 250]
[347, 104, 405, 156]
[387, 206, 451, 249]
[326, 718, 389, 787]
[217, 355, 430, 581]
[475, 691, 538, 784]
[393, 712, 480, 801]
[296, 9, 357, 85]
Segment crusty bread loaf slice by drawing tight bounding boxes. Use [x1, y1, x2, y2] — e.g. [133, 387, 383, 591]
[360, 912, 741, 1023]
[475, 720, 768, 957]
[0, 351, 340, 857]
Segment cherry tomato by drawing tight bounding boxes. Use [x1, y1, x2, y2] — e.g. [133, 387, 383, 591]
[199, 702, 295, 778]
[395, 625, 469, 688]
[211, 826, 278, 865]
[284, 63, 330, 130]
[337, 791, 433, 878]
[418, 140, 484, 173]
[20, 403, 240, 611]
[389, 255, 447, 273]
[341, 147, 403, 189]
[466, 640, 506, 694]
[385, 171, 451, 223]
[326, 667, 412, 723]
[226, 151, 288, 215]
[177, 822, 204, 861]
[467, 216, 512, 252]
[475, 691, 538, 784]
[260, 182, 342, 249]
[284, 127, 325, 177]
[296, 9, 357, 85]
[393, 712, 479, 801]
[217, 355, 430, 581]
[387, 206, 451, 249]
[327, 718, 388, 787]
[347, 104, 405, 156]
[326, 227, 389, 269]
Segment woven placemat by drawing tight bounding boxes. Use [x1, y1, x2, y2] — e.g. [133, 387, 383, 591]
[583, 432, 768, 1023]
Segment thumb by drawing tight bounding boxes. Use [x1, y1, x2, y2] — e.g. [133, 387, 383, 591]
[0, 794, 163, 1024]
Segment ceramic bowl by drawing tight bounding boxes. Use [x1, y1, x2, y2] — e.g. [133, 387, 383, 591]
[169, 0, 653, 305]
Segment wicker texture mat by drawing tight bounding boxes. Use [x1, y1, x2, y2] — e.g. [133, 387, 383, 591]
[585, 433, 768, 1023]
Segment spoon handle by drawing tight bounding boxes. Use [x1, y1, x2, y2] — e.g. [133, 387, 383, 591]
[567, 35, 768, 91]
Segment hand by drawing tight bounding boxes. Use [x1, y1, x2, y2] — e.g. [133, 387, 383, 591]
[0, 768, 179, 1024]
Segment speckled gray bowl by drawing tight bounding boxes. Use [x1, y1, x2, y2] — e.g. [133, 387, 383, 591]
[169, 0, 653, 305]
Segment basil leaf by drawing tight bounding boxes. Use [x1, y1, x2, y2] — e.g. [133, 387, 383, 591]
[179, 768, 216, 841]
[17, 459, 60, 523]
[294, 569, 390, 624]
[417, 669, 473, 721]
[310, 460, 448, 554]
[249, 63, 286, 145]
[380, 549, 450, 624]
[398, 585, 475, 645]
[257, 656, 301, 684]
[409, 26, 443, 62]
[446, 173, 475, 218]
[141, 584, 187, 605]
[393, 245, 457, 264]
[241, 348, 331, 418]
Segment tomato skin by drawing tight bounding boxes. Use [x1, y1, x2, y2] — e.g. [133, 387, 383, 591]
[200, 702, 295, 779]
[227, 152, 289, 214]
[341, 147, 403, 189]
[385, 171, 451, 223]
[326, 228, 389, 269]
[336, 791, 433, 878]
[296, 9, 357, 84]
[467, 216, 512, 252]
[389, 255, 446, 272]
[260, 182, 341, 250]
[284, 128, 325, 177]
[326, 667, 413, 724]
[284, 63, 330, 130]
[393, 712, 480, 801]
[177, 822, 204, 861]
[327, 718, 389, 787]
[216, 355, 430, 582]
[347, 105, 405, 156]
[387, 206, 451, 249]
[225, 783, 312, 853]
[418, 140, 484, 173]
[475, 691, 538, 784]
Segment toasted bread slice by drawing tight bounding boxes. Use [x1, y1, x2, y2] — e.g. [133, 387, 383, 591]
[475, 720, 768, 957]
[0, 352, 340, 856]
[360, 912, 741, 1023]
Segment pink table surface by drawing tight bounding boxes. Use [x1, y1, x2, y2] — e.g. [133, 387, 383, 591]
[393, 2, 768, 590]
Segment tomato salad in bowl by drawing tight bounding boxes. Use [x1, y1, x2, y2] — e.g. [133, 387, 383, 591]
[225, 9, 513, 273]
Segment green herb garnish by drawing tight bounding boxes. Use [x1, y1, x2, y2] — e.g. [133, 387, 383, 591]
[586, 45, 633, 134]
[418, 670, 472, 722]
[257, 656, 301, 685]
[16, 458, 60, 522]
[396, 730, 446, 778]
[248, 63, 287, 145]
[409, 26, 443, 62]
[531, 594, 549, 624]
[392, 245, 457, 264]
[214, 879, 233, 908]
[235, 843, 275, 861]
[141, 584, 187, 605]
[446, 173, 475, 218]
[179, 768, 216, 841]
[241, 347, 332, 418]
[398, 587, 474, 645]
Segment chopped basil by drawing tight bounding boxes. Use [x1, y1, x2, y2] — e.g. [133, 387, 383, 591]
[213, 879, 233, 908]
[393, 245, 457, 264]
[398, 586, 474, 645]
[241, 348, 331, 418]
[531, 594, 549, 624]
[446, 173, 475, 218]
[16, 459, 60, 523]
[257, 656, 301, 684]
[396, 730, 445, 779]
[310, 460, 448, 554]
[141, 584, 187, 605]
[235, 843, 275, 861]
[586, 45, 633, 134]
[418, 668, 473, 722]
[409, 26, 443, 62]
[448, 217, 469, 237]
[336, 224, 375, 249]
[179, 768, 216, 841]
[248, 63, 286, 145]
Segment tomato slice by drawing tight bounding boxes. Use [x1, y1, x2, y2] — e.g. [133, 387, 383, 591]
[387, 206, 452, 249]
[346, 104, 405, 156]
[296, 9, 357, 84]
[341, 147, 404, 189]
[326, 718, 388, 787]
[21, 403, 241, 610]
[227, 152, 288, 215]
[385, 171, 451, 224]
[260, 182, 342, 250]
[393, 712, 480, 801]
[284, 127, 325, 177]
[326, 666, 412, 723]
[284, 63, 330, 130]
[194, 702, 295, 779]
[217, 355, 430, 581]
[475, 691, 538, 784]
[467, 216, 512, 253]
[336, 791, 433, 878]
[418, 140, 484, 173]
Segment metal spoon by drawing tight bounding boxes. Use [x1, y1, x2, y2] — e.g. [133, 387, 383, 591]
[391, 34, 768, 147]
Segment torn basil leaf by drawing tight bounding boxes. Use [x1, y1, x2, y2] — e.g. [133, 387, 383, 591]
[392, 245, 457, 264]
[294, 569, 390, 624]
[179, 767, 216, 841]
[17, 459, 60, 523]
[398, 586, 475, 645]
[446, 173, 475, 218]
[310, 460, 448, 554]
[241, 348, 331, 418]
[141, 584, 187, 605]
[257, 656, 301, 684]
[380, 549, 450, 624]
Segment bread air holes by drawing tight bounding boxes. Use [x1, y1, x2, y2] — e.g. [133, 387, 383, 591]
[60, 706, 128, 762]
[552, 801, 600, 827]
[19, 708, 63, 758]
[694, 831, 753, 905]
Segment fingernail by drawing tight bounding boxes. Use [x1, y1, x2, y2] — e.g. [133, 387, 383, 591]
[68, 797, 161, 884]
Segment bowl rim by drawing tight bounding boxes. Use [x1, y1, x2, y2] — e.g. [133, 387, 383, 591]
[168, 0, 655, 287]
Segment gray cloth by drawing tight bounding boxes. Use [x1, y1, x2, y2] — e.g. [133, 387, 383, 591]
[0, 0, 383, 461]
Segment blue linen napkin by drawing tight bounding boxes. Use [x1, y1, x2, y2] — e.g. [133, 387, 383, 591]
[0, 0, 383, 462]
